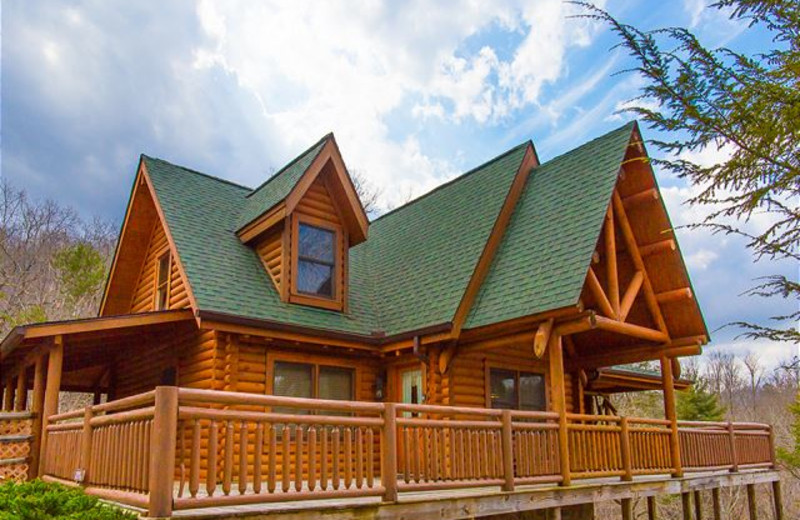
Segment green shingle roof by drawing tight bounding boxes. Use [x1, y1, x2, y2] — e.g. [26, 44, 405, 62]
[236, 136, 328, 230]
[465, 122, 635, 329]
[142, 122, 637, 339]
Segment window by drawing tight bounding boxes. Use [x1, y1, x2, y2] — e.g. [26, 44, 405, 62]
[489, 368, 546, 411]
[272, 361, 354, 414]
[296, 223, 336, 298]
[155, 253, 171, 310]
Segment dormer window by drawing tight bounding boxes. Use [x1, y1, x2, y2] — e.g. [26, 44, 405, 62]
[290, 215, 343, 310]
[297, 223, 335, 298]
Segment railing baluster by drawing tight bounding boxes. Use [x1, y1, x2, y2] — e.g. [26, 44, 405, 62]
[268, 425, 276, 493]
[254, 422, 263, 494]
[343, 426, 352, 489]
[281, 426, 290, 492]
[223, 420, 234, 495]
[355, 426, 363, 489]
[309, 426, 317, 491]
[332, 427, 340, 490]
[239, 420, 248, 495]
[190, 419, 201, 498]
[207, 420, 218, 497]
[320, 427, 328, 490]
[366, 428, 374, 488]
[294, 425, 304, 492]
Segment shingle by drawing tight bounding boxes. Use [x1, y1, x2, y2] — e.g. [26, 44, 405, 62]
[465, 122, 635, 329]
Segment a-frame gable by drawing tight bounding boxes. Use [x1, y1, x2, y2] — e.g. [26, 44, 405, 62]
[100, 159, 196, 317]
[577, 125, 708, 351]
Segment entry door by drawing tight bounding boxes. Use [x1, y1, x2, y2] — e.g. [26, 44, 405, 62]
[400, 368, 423, 407]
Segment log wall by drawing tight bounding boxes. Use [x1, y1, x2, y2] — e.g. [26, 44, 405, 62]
[129, 218, 190, 313]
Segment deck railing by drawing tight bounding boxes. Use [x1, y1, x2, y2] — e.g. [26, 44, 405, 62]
[39, 387, 776, 517]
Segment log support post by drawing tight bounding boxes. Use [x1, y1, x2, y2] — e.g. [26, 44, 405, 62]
[38, 335, 64, 476]
[15, 367, 28, 411]
[3, 377, 14, 411]
[620, 416, 633, 482]
[382, 403, 398, 502]
[548, 333, 571, 486]
[711, 487, 722, 520]
[682, 492, 693, 520]
[771, 481, 783, 520]
[694, 490, 703, 520]
[148, 386, 179, 518]
[746, 484, 757, 520]
[501, 410, 514, 492]
[28, 354, 46, 479]
[621, 498, 633, 520]
[647, 496, 657, 520]
[660, 355, 682, 477]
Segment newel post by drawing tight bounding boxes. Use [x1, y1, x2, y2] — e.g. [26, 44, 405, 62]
[148, 386, 179, 518]
[620, 416, 633, 482]
[382, 403, 398, 502]
[79, 406, 94, 484]
[501, 410, 514, 492]
[727, 422, 738, 473]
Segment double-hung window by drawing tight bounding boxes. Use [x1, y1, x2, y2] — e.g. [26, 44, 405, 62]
[272, 361, 354, 414]
[488, 368, 546, 411]
[155, 253, 171, 310]
[296, 223, 336, 299]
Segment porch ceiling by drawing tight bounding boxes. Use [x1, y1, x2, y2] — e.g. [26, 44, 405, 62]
[0, 310, 196, 388]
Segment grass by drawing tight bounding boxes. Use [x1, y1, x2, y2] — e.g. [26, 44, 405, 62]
[0, 479, 137, 520]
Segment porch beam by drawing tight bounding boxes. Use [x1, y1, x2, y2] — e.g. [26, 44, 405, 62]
[640, 239, 676, 257]
[623, 187, 660, 207]
[533, 319, 554, 359]
[586, 268, 616, 319]
[604, 206, 620, 316]
[38, 335, 64, 476]
[567, 337, 703, 371]
[612, 192, 669, 336]
[656, 288, 693, 304]
[595, 316, 669, 343]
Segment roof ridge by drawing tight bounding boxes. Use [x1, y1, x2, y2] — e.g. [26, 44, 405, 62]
[245, 133, 332, 199]
[141, 154, 252, 191]
[535, 121, 635, 169]
[371, 140, 531, 224]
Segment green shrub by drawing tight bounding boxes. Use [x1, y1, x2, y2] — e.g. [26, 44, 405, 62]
[0, 480, 137, 520]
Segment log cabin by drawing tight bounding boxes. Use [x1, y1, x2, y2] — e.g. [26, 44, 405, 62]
[0, 122, 783, 520]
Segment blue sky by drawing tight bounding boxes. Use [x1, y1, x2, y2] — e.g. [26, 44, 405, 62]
[2, 1, 796, 367]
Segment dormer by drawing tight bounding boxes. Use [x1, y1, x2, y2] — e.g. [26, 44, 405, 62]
[237, 134, 368, 312]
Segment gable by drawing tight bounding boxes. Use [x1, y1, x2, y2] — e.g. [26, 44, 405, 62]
[101, 163, 193, 317]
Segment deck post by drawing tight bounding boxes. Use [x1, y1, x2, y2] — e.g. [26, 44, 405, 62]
[382, 403, 398, 502]
[148, 386, 179, 518]
[693, 490, 703, 520]
[711, 487, 722, 520]
[647, 496, 657, 520]
[771, 481, 784, 520]
[38, 335, 64, 476]
[28, 354, 46, 479]
[621, 498, 633, 520]
[501, 410, 514, 492]
[660, 355, 682, 477]
[15, 367, 28, 411]
[548, 333, 571, 486]
[681, 492, 693, 520]
[79, 406, 94, 484]
[746, 484, 757, 520]
[620, 416, 633, 481]
[727, 422, 738, 472]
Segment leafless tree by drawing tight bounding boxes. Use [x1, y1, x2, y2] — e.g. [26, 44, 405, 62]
[742, 352, 763, 417]
[349, 169, 383, 218]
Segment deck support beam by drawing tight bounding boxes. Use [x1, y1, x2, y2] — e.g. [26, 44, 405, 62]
[771, 481, 783, 520]
[711, 488, 721, 520]
[661, 355, 682, 477]
[621, 498, 633, 520]
[682, 492, 692, 520]
[693, 490, 703, 520]
[38, 335, 64, 476]
[647, 496, 657, 520]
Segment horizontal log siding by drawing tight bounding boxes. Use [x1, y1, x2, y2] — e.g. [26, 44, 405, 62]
[450, 343, 575, 413]
[296, 176, 341, 225]
[255, 231, 283, 291]
[129, 218, 189, 313]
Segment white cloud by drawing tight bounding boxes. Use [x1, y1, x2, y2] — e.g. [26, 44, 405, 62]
[191, 0, 606, 208]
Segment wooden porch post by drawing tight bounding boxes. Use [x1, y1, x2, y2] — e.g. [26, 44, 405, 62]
[660, 355, 682, 477]
[693, 490, 703, 520]
[28, 354, 47, 479]
[501, 410, 514, 492]
[3, 377, 15, 411]
[711, 487, 722, 520]
[382, 403, 399, 502]
[681, 492, 693, 520]
[548, 333, 571, 486]
[38, 335, 64, 476]
[15, 366, 28, 411]
[621, 498, 633, 520]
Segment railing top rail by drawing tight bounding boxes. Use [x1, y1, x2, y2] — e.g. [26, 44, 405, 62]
[91, 389, 156, 414]
[677, 420, 770, 430]
[179, 406, 383, 427]
[177, 387, 385, 413]
[48, 409, 84, 422]
[566, 413, 621, 423]
[394, 402, 503, 417]
[628, 417, 671, 426]
[509, 410, 559, 421]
